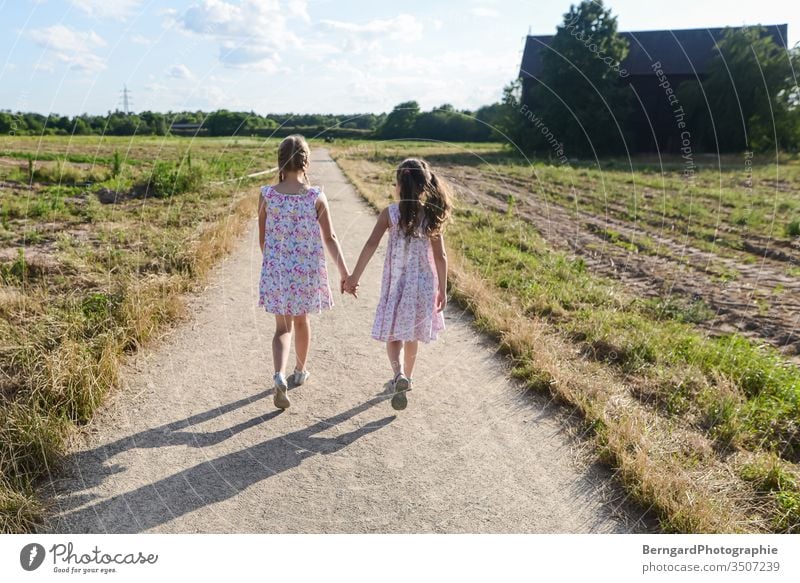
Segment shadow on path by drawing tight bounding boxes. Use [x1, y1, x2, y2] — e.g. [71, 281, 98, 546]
[53, 395, 394, 532]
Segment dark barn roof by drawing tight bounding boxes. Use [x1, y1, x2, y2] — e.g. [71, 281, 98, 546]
[519, 24, 788, 78]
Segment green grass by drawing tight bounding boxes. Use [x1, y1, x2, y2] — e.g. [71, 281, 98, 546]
[354, 141, 800, 265]
[450, 210, 800, 465]
[333, 143, 800, 533]
[0, 135, 286, 187]
[739, 454, 800, 532]
[0, 134, 281, 532]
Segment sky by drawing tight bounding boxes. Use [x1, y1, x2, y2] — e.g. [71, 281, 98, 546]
[1, 0, 798, 116]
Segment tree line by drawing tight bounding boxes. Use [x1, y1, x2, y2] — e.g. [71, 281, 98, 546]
[3, 1, 798, 154]
[0, 110, 385, 138]
[0, 104, 505, 142]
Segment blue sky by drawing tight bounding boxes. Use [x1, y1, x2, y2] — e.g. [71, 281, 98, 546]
[1, 0, 798, 115]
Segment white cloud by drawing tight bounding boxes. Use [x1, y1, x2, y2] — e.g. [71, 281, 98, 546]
[144, 82, 168, 92]
[296, 40, 342, 62]
[315, 14, 424, 56]
[218, 43, 280, 71]
[469, 6, 500, 18]
[28, 24, 107, 73]
[368, 50, 514, 79]
[29, 25, 105, 54]
[61, 52, 106, 72]
[140, 0, 511, 113]
[336, 49, 516, 111]
[286, 0, 310, 23]
[160, 7, 179, 26]
[70, 0, 143, 20]
[320, 14, 423, 42]
[33, 62, 55, 73]
[130, 33, 154, 45]
[322, 59, 385, 97]
[175, 0, 304, 69]
[166, 64, 193, 79]
[202, 85, 235, 108]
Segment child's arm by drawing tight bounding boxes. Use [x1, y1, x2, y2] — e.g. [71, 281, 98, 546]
[257, 192, 267, 253]
[315, 192, 350, 292]
[431, 233, 448, 312]
[345, 207, 390, 298]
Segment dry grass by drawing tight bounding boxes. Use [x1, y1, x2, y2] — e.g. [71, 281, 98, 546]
[1, 136, 269, 533]
[447, 249, 753, 532]
[332, 149, 799, 533]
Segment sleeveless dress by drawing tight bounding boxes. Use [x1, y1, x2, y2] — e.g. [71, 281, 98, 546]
[372, 203, 445, 343]
[258, 185, 333, 315]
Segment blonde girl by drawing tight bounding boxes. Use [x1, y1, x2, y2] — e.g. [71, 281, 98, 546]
[258, 135, 352, 409]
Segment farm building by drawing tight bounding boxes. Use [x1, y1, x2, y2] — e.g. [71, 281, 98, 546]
[518, 24, 789, 153]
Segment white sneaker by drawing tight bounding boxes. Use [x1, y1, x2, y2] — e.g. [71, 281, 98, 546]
[391, 373, 410, 410]
[273, 372, 290, 409]
[291, 369, 310, 387]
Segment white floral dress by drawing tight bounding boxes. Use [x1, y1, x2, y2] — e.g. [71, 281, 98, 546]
[372, 204, 445, 343]
[258, 185, 333, 315]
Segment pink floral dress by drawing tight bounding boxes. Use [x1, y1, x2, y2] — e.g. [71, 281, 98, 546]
[258, 185, 333, 315]
[372, 204, 445, 343]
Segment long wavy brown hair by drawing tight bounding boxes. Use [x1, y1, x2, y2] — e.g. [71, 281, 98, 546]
[396, 158, 453, 238]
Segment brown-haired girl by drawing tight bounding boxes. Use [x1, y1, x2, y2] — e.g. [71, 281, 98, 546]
[345, 158, 452, 410]
[258, 134, 352, 409]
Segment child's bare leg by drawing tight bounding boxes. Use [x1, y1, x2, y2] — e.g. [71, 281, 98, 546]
[273, 315, 293, 376]
[386, 341, 403, 376]
[292, 314, 310, 372]
[403, 341, 419, 378]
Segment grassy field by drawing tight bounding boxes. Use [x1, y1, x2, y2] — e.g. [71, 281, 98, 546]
[334, 141, 800, 356]
[0, 135, 279, 532]
[331, 140, 800, 533]
[3, 135, 798, 534]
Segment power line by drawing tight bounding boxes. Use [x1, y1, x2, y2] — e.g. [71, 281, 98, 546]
[119, 84, 133, 114]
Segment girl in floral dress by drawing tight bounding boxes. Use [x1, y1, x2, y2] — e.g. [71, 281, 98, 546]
[258, 135, 352, 409]
[345, 158, 453, 410]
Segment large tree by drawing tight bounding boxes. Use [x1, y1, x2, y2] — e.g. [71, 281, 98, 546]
[205, 109, 249, 136]
[678, 26, 800, 153]
[0, 112, 14, 134]
[378, 101, 420, 139]
[526, 0, 631, 156]
[413, 105, 488, 142]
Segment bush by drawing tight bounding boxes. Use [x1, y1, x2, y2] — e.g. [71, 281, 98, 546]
[145, 161, 204, 198]
[112, 150, 123, 179]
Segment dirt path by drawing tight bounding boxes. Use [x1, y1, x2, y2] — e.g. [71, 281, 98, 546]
[43, 150, 651, 533]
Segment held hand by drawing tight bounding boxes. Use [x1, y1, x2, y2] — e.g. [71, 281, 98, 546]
[343, 275, 360, 298]
[340, 277, 357, 296]
[436, 288, 447, 312]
